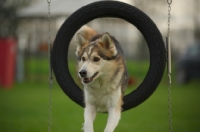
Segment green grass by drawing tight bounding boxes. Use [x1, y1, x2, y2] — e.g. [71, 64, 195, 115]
[0, 60, 200, 132]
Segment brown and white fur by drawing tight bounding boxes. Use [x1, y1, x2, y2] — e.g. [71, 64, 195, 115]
[75, 26, 128, 132]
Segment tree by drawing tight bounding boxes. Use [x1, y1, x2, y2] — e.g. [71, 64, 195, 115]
[0, 0, 33, 37]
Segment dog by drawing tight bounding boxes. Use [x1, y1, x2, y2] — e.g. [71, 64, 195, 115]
[75, 26, 128, 132]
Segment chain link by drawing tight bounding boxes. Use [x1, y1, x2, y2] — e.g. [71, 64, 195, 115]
[168, 74, 172, 132]
[48, 78, 53, 132]
[167, 0, 172, 4]
[166, 0, 172, 132]
[167, 1, 172, 37]
[47, 0, 53, 80]
[47, 0, 51, 3]
[47, 0, 53, 132]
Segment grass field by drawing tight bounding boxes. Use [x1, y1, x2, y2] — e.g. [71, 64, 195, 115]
[0, 60, 200, 132]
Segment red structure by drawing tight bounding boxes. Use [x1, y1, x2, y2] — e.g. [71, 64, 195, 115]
[0, 38, 16, 88]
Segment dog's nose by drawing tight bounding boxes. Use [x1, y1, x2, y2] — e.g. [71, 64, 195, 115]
[79, 70, 87, 77]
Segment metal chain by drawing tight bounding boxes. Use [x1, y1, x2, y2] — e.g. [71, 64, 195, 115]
[166, 0, 172, 132]
[167, 0, 172, 37]
[47, 0, 53, 132]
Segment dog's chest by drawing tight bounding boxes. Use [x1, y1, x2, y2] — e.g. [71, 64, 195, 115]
[84, 84, 121, 112]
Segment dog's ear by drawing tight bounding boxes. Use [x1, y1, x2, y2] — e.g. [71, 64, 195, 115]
[75, 33, 89, 58]
[101, 33, 117, 56]
[76, 33, 88, 47]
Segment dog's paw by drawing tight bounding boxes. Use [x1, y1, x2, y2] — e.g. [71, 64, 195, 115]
[104, 129, 114, 132]
[82, 125, 94, 132]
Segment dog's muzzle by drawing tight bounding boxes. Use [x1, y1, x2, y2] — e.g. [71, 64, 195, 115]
[79, 70, 98, 83]
[79, 70, 87, 78]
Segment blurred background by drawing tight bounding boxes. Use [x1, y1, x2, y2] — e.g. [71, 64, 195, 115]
[0, 0, 200, 132]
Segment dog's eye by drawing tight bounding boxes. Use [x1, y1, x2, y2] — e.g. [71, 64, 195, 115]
[93, 57, 100, 62]
[81, 57, 86, 61]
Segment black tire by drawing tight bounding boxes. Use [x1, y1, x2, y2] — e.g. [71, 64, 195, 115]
[52, 1, 166, 111]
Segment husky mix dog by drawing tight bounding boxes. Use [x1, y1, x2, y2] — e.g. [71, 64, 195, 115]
[75, 26, 128, 132]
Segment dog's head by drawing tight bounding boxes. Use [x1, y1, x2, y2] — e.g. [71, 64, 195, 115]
[75, 33, 117, 84]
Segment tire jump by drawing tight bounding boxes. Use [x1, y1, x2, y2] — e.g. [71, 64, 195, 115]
[52, 1, 166, 111]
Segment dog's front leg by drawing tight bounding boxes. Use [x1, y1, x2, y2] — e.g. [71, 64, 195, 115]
[83, 104, 96, 132]
[104, 107, 121, 132]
